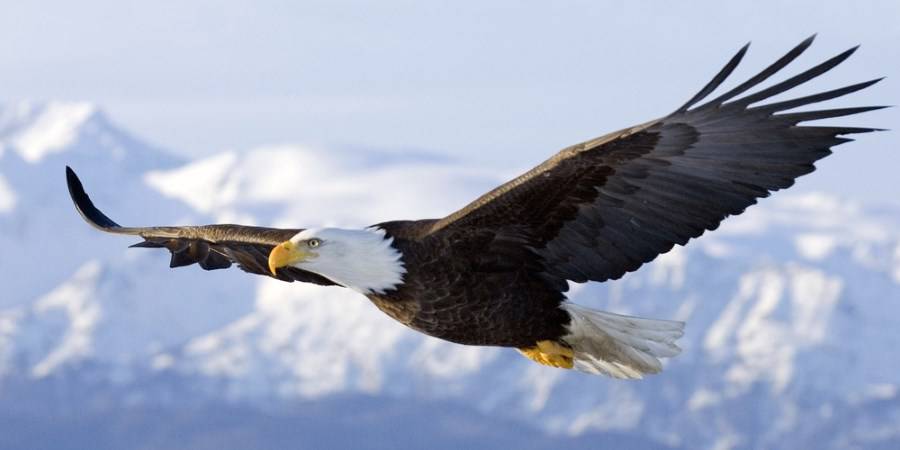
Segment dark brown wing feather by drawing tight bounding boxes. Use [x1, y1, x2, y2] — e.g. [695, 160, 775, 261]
[430, 36, 885, 287]
[66, 167, 336, 286]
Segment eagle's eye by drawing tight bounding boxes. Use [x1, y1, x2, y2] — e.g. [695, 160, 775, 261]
[307, 238, 321, 248]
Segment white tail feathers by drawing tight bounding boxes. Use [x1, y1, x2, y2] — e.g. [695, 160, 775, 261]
[561, 303, 684, 379]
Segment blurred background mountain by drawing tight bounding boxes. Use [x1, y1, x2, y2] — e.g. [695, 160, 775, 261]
[0, 101, 897, 449]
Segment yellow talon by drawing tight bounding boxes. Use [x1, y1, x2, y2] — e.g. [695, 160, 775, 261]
[517, 340, 574, 369]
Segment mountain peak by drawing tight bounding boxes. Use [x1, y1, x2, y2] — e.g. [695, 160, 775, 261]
[0, 100, 180, 170]
[0, 101, 98, 163]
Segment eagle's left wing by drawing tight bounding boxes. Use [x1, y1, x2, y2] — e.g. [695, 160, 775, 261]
[66, 167, 336, 286]
[429, 37, 885, 289]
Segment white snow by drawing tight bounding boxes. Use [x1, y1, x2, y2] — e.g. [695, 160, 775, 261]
[706, 266, 844, 393]
[795, 233, 839, 261]
[0, 174, 15, 213]
[182, 279, 415, 398]
[788, 267, 842, 344]
[0, 310, 22, 376]
[145, 151, 239, 217]
[145, 144, 499, 227]
[648, 245, 687, 289]
[11, 102, 96, 163]
[30, 261, 103, 378]
[688, 388, 722, 411]
[866, 384, 899, 400]
[893, 243, 900, 284]
[151, 353, 175, 370]
[519, 365, 566, 412]
[565, 387, 645, 434]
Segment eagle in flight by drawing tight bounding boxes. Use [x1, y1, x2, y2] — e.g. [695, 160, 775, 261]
[67, 37, 883, 379]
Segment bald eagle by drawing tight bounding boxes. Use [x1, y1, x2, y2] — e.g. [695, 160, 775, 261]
[67, 37, 883, 379]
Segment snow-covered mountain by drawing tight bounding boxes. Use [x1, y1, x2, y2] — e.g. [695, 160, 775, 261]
[1, 102, 898, 450]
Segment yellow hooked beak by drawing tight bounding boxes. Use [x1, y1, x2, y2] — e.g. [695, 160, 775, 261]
[268, 241, 312, 276]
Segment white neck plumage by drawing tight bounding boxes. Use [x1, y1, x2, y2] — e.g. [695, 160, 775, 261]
[289, 227, 406, 294]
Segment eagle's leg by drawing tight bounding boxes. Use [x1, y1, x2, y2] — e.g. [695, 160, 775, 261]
[517, 340, 574, 369]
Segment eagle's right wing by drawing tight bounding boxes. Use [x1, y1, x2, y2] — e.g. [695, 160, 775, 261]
[66, 167, 336, 286]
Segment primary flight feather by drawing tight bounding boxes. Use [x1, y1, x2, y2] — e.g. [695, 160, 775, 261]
[67, 37, 884, 378]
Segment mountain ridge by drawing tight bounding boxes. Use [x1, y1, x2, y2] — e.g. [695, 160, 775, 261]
[1, 101, 898, 450]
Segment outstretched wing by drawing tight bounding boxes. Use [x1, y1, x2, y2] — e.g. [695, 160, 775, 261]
[66, 167, 336, 286]
[430, 36, 885, 288]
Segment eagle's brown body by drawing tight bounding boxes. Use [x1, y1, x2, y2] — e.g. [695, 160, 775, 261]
[370, 220, 569, 347]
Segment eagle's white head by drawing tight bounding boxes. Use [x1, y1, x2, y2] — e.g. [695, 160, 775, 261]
[268, 227, 406, 294]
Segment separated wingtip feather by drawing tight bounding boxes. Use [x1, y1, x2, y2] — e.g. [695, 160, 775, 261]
[775, 105, 890, 124]
[754, 77, 884, 114]
[65, 166, 129, 231]
[691, 36, 818, 111]
[732, 45, 862, 108]
[69, 168, 182, 240]
[676, 42, 750, 113]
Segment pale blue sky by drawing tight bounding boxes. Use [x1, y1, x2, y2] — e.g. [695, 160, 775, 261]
[2, 1, 897, 201]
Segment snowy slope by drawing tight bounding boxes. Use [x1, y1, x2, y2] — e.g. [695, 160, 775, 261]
[0, 102, 253, 375]
[0, 101, 184, 307]
[1, 103, 898, 449]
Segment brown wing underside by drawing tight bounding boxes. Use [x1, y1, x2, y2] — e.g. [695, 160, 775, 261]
[65, 167, 336, 286]
[429, 36, 885, 288]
